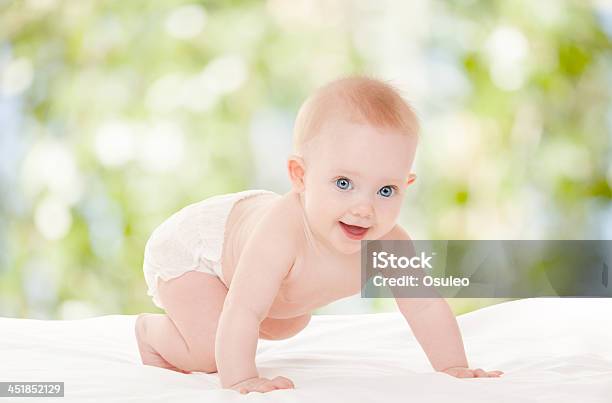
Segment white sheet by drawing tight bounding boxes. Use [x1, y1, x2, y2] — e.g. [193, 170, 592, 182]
[2, 298, 611, 402]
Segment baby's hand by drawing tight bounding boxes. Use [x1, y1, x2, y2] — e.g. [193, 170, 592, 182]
[229, 376, 295, 394]
[440, 367, 504, 378]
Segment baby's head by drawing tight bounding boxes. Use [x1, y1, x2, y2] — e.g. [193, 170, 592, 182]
[288, 76, 419, 255]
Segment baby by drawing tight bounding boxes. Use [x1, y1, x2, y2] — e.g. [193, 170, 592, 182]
[134, 76, 503, 394]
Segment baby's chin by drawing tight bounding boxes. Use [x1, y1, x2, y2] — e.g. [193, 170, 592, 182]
[331, 225, 369, 255]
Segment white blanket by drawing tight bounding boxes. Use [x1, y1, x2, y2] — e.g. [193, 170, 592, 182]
[2, 298, 611, 402]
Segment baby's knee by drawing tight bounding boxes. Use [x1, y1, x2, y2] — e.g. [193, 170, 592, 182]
[182, 350, 217, 373]
[260, 314, 311, 340]
[283, 314, 311, 338]
[182, 334, 218, 373]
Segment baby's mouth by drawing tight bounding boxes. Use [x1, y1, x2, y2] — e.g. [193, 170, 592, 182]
[339, 221, 370, 240]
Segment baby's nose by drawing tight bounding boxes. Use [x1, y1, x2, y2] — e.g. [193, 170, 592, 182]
[350, 203, 374, 219]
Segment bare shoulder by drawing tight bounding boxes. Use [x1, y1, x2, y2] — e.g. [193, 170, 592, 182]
[379, 223, 412, 241]
[269, 191, 303, 219]
[262, 191, 302, 227]
[250, 191, 303, 248]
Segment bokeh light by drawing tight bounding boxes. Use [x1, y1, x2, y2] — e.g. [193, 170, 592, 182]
[0, 0, 610, 318]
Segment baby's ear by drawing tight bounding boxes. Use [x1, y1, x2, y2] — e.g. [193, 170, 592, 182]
[287, 155, 306, 192]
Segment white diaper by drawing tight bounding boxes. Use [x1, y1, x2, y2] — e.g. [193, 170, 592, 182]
[142, 189, 277, 309]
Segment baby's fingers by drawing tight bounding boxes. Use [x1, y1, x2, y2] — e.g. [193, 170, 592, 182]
[254, 382, 277, 393]
[253, 377, 293, 393]
[473, 368, 487, 378]
[450, 369, 473, 378]
[271, 376, 295, 389]
[487, 370, 504, 377]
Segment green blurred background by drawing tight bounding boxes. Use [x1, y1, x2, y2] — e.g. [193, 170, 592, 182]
[0, 0, 611, 319]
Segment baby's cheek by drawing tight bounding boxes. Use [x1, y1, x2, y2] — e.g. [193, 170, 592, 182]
[390, 199, 404, 219]
[378, 206, 401, 229]
[316, 192, 340, 212]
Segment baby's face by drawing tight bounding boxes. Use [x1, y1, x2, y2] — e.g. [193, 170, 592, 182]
[300, 118, 417, 255]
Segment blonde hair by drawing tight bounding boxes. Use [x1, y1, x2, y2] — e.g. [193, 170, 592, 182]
[292, 76, 419, 155]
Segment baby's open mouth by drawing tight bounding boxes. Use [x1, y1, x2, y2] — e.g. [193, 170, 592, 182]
[339, 221, 369, 240]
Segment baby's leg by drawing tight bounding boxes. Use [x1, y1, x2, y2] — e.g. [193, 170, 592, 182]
[135, 271, 227, 373]
[135, 314, 191, 373]
[259, 314, 312, 340]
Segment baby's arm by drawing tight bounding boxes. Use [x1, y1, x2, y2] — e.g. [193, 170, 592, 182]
[385, 225, 504, 378]
[396, 297, 468, 369]
[397, 297, 501, 377]
[215, 198, 298, 393]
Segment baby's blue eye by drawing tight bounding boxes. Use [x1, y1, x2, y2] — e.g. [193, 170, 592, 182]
[378, 186, 394, 198]
[336, 178, 352, 190]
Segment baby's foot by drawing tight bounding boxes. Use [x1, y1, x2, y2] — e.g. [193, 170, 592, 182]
[135, 314, 191, 374]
